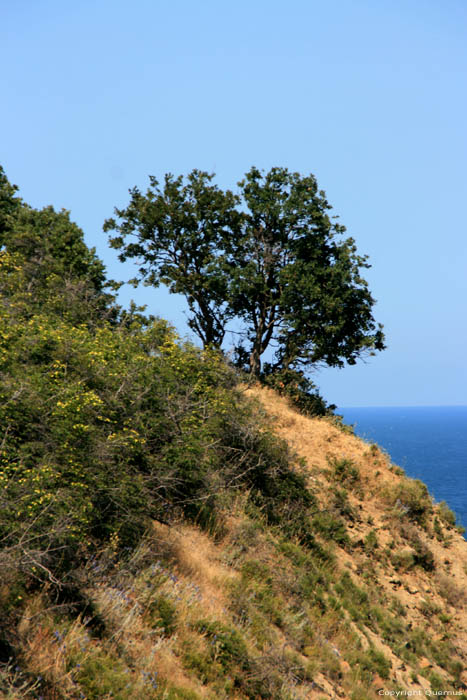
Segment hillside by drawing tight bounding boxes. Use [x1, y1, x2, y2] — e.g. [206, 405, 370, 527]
[2, 384, 466, 699]
[1, 166, 466, 699]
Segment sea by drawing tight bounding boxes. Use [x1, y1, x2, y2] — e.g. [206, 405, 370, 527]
[337, 406, 467, 536]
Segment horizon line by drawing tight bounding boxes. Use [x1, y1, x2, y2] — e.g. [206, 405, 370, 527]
[338, 404, 467, 409]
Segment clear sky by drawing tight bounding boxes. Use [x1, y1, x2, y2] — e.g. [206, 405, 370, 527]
[2, 0, 466, 406]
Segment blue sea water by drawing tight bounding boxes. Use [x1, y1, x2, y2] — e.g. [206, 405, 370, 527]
[337, 406, 467, 535]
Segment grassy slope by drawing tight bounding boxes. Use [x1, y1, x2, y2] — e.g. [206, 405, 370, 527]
[2, 386, 466, 700]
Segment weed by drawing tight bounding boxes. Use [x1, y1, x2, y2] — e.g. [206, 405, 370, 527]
[391, 549, 415, 572]
[241, 559, 272, 584]
[193, 620, 249, 671]
[369, 443, 379, 457]
[390, 479, 432, 525]
[400, 525, 435, 571]
[329, 457, 360, 487]
[145, 595, 178, 636]
[229, 518, 264, 554]
[334, 572, 372, 625]
[437, 501, 465, 534]
[438, 613, 451, 624]
[424, 670, 445, 691]
[433, 516, 444, 542]
[75, 649, 140, 699]
[419, 599, 442, 618]
[438, 501, 457, 527]
[363, 530, 378, 554]
[350, 686, 374, 700]
[352, 646, 391, 681]
[312, 511, 349, 546]
[333, 488, 357, 520]
[163, 687, 202, 700]
[436, 574, 466, 607]
[390, 465, 405, 476]
[0, 661, 41, 699]
[390, 598, 407, 618]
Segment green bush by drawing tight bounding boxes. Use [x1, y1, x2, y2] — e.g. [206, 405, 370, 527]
[333, 488, 356, 520]
[312, 511, 349, 546]
[391, 479, 432, 525]
[438, 501, 457, 527]
[75, 650, 136, 699]
[354, 647, 391, 680]
[330, 457, 360, 487]
[400, 527, 435, 571]
[363, 530, 378, 554]
[146, 595, 178, 636]
[223, 419, 328, 555]
[334, 572, 371, 624]
[193, 620, 249, 670]
[437, 500, 464, 534]
[391, 549, 416, 572]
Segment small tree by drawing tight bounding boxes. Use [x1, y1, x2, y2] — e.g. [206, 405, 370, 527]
[105, 167, 385, 376]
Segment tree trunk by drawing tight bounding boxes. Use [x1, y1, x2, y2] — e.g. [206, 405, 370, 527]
[249, 346, 261, 378]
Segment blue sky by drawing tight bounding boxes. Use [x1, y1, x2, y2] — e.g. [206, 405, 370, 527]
[2, 0, 466, 406]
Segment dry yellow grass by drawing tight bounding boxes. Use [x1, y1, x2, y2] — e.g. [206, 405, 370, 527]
[246, 385, 467, 685]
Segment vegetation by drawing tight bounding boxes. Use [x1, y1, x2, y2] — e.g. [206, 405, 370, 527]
[0, 166, 466, 699]
[104, 166, 385, 378]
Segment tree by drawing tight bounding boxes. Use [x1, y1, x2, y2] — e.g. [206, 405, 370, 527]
[0, 165, 117, 325]
[104, 170, 241, 347]
[105, 166, 385, 376]
[230, 167, 385, 375]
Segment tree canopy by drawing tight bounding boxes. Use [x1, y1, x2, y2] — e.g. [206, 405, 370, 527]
[0, 165, 118, 326]
[104, 170, 241, 347]
[105, 167, 385, 377]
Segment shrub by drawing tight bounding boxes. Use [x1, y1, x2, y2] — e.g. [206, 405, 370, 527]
[333, 488, 357, 520]
[330, 458, 360, 487]
[312, 511, 349, 546]
[193, 620, 249, 672]
[438, 501, 457, 527]
[400, 526, 435, 571]
[391, 479, 432, 525]
[75, 650, 136, 699]
[334, 572, 371, 623]
[364, 530, 378, 554]
[391, 549, 415, 572]
[436, 574, 466, 607]
[226, 424, 328, 555]
[354, 647, 391, 680]
[145, 595, 178, 636]
[437, 501, 464, 534]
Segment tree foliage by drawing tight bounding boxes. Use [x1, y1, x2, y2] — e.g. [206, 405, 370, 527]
[0, 165, 117, 326]
[104, 170, 241, 347]
[105, 166, 385, 376]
